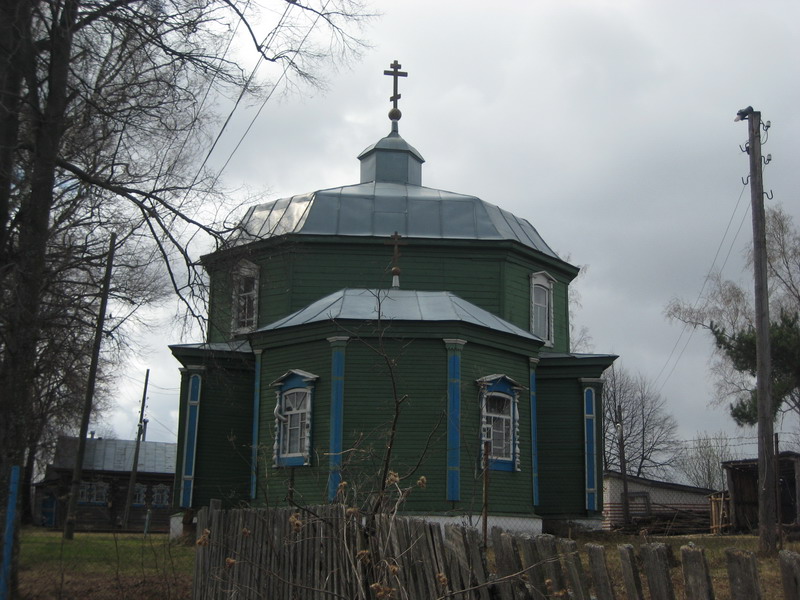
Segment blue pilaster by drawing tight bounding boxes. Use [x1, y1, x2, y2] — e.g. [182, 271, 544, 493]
[529, 357, 540, 507]
[444, 339, 466, 502]
[581, 379, 601, 512]
[180, 371, 203, 508]
[250, 350, 262, 500]
[327, 337, 348, 501]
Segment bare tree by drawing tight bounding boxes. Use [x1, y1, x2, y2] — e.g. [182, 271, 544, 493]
[0, 0, 372, 590]
[674, 430, 737, 490]
[602, 364, 679, 479]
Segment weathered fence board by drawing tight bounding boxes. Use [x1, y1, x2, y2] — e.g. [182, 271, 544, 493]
[515, 534, 547, 599]
[618, 543, 646, 600]
[641, 543, 676, 600]
[535, 533, 567, 597]
[681, 544, 714, 600]
[192, 504, 800, 600]
[558, 537, 591, 600]
[779, 550, 800, 600]
[586, 543, 616, 600]
[726, 548, 762, 600]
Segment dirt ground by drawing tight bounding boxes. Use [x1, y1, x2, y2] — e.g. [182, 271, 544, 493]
[17, 570, 192, 600]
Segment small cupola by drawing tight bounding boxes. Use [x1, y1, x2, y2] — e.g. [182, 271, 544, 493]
[357, 60, 425, 185]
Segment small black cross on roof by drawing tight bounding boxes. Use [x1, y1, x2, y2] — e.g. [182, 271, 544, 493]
[384, 60, 408, 111]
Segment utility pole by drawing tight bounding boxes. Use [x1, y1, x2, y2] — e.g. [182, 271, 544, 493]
[122, 369, 149, 529]
[737, 106, 776, 554]
[64, 233, 116, 540]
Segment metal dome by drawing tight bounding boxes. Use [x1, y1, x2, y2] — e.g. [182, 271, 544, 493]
[228, 126, 558, 259]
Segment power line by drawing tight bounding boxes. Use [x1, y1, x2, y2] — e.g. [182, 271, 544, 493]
[653, 181, 750, 395]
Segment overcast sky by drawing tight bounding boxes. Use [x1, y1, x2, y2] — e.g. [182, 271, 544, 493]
[109, 1, 800, 459]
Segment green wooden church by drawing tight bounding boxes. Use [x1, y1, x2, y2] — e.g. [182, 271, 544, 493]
[171, 64, 616, 531]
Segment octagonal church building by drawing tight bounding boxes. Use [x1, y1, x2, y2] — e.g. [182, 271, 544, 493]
[171, 65, 616, 532]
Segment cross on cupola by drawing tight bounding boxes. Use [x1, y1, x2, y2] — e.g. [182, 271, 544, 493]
[385, 231, 406, 288]
[383, 60, 407, 122]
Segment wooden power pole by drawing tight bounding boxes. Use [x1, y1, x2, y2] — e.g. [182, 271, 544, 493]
[738, 106, 777, 554]
[64, 233, 116, 540]
[122, 369, 149, 529]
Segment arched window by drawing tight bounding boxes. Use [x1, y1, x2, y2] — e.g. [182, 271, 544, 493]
[232, 260, 259, 333]
[530, 271, 555, 345]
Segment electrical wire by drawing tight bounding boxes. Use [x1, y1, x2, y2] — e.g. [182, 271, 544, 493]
[653, 181, 751, 395]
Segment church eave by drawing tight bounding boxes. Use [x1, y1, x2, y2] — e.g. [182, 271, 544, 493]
[535, 352, 618, 379]
[247, 319, 542, 356]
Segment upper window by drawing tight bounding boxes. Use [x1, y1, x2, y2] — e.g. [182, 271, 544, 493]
[272, 370, 319, 467]
[477, 375, 524, 472]
[232, 260, 259, 333]
[530, 271, 555, 345]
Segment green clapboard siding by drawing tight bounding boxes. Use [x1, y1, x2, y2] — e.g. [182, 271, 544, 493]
[183, 365, 254, 508]
[535, 376, 585, 516]
[460, 344, 534, 516]
[206, 238, 575, 346]
[337, 338, 448, 512]
[257, 339, 331, 505]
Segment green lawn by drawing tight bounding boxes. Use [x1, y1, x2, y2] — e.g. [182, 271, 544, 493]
[18, 528, 195, 599]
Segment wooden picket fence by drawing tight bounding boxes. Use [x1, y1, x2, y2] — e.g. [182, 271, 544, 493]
[192, 504, 800, 599]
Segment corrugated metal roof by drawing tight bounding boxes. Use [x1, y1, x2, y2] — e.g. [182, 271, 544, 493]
[52, 437, 176, 474]
[228, 183, 558, 258]
[257, 288, 541, 342]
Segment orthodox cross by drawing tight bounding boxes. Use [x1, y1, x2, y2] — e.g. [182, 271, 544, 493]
[385, 231, 407, 283]
[383, 60, 407, 110]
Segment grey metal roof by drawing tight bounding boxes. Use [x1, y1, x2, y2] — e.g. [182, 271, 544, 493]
[229, 182, 558, 257]
[170, 340, 252, 353]
[52, 437, 177, 474]
[257, 288, 542, 342]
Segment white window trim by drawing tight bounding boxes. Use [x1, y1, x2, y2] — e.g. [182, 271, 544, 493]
[477, 375, 523, 472]
[152, 483, 170, 506]
[277, 388, 310, 458]
[133, 483, 147, 506]
[484, 392, 514, 461]
[78, 481, 109, 504]
[530, 271, 556, 346]
[231, 259, 259, 334]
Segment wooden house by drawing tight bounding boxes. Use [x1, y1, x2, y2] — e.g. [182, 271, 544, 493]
[171, 75, 616, 532]
[603, 471, 714, 533]
[35, 436, 176, 531]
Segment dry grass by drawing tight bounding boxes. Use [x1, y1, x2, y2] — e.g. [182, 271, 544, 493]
[575, 530, 800, 600]
[17, 526, 799, 599]
[18, 528, 194, 600]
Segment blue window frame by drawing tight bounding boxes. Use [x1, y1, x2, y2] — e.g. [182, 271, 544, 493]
[477, 375, 524, 472]
[272, 370, 318, 467]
